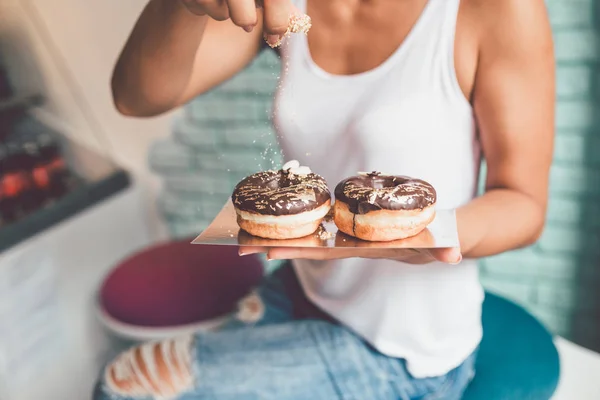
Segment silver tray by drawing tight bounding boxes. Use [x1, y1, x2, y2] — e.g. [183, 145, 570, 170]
[192, 200, 459, 248]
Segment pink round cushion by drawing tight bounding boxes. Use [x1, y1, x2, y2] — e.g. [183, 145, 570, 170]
[99, 240, 264, 327]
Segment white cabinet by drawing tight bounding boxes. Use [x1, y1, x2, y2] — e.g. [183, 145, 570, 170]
[0, 184, 151, 400]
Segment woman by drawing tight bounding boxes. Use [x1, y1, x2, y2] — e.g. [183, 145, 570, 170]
[95, 0, 554, 399]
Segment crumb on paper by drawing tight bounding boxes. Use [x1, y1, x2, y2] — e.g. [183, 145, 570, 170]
[316, 225, 334, 241]
[319, 230, 334, 240]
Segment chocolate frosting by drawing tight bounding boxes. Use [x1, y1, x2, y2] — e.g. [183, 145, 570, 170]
[334, 172, 436, 214]
[232, 169, 331, 216]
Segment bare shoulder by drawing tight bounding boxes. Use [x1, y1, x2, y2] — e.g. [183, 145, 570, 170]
[466, 0, 553, 55]
[454, 0, 552, 101]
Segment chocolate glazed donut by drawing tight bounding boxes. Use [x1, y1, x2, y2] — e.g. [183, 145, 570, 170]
[333, 172, 437, 241]
[232, 161, 331, 239]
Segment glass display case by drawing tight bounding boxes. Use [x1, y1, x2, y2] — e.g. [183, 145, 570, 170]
[0, 111, 130, 252]
[0, 22, 138, 399]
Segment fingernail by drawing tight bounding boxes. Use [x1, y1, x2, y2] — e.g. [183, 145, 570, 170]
[266, 34, 282, 46]
[243, 25, 254, 33]
[450, 255, 463, 265]
[239, 250, 248, 256]
[239, 248, 264, 255]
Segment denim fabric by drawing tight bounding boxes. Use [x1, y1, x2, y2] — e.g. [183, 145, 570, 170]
[94, 265, 477, 400]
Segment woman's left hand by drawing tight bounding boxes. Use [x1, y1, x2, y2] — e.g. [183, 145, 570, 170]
[239, 246, 462, 265]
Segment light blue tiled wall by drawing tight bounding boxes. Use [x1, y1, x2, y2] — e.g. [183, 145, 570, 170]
[149, 50, 282, 238]
[150, 1, 600, 351]
[480, 0, 600, 351]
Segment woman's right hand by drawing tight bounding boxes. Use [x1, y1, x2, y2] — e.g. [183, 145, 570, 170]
[180, 0, 297, 46]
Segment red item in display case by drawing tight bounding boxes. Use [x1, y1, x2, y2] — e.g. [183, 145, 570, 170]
[0, 143, 28, 222]
[34, 133, 69, 199]
[20, 140, 47, 212]
[0, 118, 75, 225]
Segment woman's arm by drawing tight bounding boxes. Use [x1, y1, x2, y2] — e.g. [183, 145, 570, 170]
[457, 0, 555, 258]
[111, 0, 293, 117]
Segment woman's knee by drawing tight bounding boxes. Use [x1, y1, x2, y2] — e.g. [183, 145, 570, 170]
[93, 335, 196, 400]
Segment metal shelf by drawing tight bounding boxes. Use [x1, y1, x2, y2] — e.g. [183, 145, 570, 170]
[0, 93, 43, 114]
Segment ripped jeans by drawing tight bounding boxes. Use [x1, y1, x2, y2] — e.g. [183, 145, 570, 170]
[93, 264, 477, 400]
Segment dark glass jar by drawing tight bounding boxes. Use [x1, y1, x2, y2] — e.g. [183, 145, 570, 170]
[0, 141, 27, 222]
[35, 133, 69, 199]
[20, 138, 47, 212]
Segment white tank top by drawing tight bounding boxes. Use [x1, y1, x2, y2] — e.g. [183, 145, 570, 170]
[273, 0, 484, 378]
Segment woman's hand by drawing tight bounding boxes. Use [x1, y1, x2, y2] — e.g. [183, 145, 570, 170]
[181, 0, 296, 45]
[239, 246, 463, 265]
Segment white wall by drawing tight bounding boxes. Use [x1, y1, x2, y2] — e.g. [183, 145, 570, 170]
[0, 0, 174, 240]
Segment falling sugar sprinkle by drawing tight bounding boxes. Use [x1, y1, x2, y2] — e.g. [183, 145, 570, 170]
[265, 14, 312, 49]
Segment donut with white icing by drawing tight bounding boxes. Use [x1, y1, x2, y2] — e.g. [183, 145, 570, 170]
[232, 161, 331, 239]
[333, 172, 437, 242]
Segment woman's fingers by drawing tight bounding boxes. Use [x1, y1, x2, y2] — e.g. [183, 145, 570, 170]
[184, 0, 301, 42]
[239, 246, 268, 256]
[239, 242, 461, 265]
[424, 247, 462, 264]
[262, 0, 293, 45]
[194, 0, 231, 20]
[267, 248, 349, 260]
[266, 247, 421, 261]
[226, 0, 258, 31]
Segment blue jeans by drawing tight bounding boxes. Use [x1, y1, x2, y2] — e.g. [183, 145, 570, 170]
[93, 265, 477, 400]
